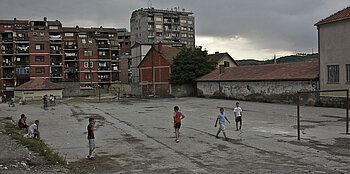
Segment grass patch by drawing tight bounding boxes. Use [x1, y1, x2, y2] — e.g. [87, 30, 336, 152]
[3, 121, 85, 174]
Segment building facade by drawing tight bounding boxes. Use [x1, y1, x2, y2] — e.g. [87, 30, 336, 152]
[138, 45, 181, 96]
[0, 17, 125, 96]
[315, 6, 350, 97]
[130, 8, 195, 47]
[208, 52, 239, 68]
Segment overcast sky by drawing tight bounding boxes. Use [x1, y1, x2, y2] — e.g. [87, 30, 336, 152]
[1, 0, 349, 60]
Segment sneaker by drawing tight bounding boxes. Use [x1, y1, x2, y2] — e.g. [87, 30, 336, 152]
[236, 129, 239, 131]
[224, 138, 228, 141]
[89, 157, 95, 160]
[176, 140, 179, 143]
[215, 136, 219, 139]
[87, 155, 90, 159]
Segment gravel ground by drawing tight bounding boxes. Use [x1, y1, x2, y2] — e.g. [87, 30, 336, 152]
[0, 119, 68, 174]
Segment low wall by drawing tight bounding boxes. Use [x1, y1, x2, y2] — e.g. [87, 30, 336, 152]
[197, 80, 318, 104]
[109, 83, 141, 97]
[56, 82, 98, 97]
[170, 83, 195, 97]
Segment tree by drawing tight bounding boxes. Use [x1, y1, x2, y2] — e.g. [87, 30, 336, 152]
[169, 47, 216, 84]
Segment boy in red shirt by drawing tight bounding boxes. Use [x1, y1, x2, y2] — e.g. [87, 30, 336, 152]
[173, 106, 185, 143]
[18, 114, 29, 129]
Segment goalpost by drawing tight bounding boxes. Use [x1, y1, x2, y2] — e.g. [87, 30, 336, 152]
[296, 89, 349, 140]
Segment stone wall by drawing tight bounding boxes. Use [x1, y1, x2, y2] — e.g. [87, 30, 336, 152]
[197, 80, 318, 104]
[109, 83, 141, 97]
[170, 83, 195, 97]
[57, 82, 99, 97]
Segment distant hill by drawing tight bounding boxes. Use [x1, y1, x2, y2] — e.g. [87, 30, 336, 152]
[236, 53, 319, 66]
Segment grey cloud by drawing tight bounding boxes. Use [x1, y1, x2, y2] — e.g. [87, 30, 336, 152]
[1, 0, 349, 55]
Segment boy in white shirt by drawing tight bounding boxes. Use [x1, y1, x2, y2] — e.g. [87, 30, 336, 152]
[28, 120, 40, 140]
[233, 102, 243, 131]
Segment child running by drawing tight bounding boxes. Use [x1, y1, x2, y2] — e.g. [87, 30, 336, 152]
[215, 108, 230, 141]
[87, 118, 96, 160]
[173, 106, 185, 143]
[233, 102, 243, 131]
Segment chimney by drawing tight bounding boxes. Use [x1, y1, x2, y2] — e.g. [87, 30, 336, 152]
[215, 51, 219, 54]
[14, 18, 17, 21]
[219, 65, 225, 74]
[274, 54, 277, 64]
[100, 26, 103, 29]
[76, 25, 79, 29]
[43, 17, 47, 22]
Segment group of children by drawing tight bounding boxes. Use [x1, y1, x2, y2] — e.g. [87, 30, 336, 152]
[18, 114, 40, 140]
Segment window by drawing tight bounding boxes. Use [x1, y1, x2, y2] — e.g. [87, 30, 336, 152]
[88, 39, 93, 44]
[35, 44, 44, 50]
[156, 24, 162, 29]
[189, 27, 194, 32]
[181, 26, 187, 31]
[16, 68, 29, 74]
[155, 17, 162, 22]
[79, 34, 86, 38]
[181, 33, 187, 38]
[189, 34, 194, 38]
[84, 50, 93, 57]
[347, 64, 350, 83]
[49, 26, 58, 30]
[35, 56, 44, 62]
[85, 73, 93, 80]
[108, 34, 114, 37]
[328, 65, 339, 83]
[40, 32, 44, 36]
[156, 32, 162, 37]
[224, 61, 230, 67]
[65, 41, 74, 46]
[125, 42, 129, 45]
[65, 33, 74, 37]
[98, 51, 106, 56]
[82, 39, 86, 44]
[148, 24, 153, 30]
[36, 68, 45, 74]
[181, 40, 187, 44]
[180, 19, 187, 24]
[148, 17, 153, 22]
[33, 32, 37, 36]
[4, 25, 12, 28]
[148, 32, 154, 37]
[84, 62, 93, 68]
[188, 20, 193, 25]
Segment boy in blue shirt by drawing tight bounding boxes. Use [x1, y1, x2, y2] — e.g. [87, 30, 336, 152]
[214, 108, 231, 141]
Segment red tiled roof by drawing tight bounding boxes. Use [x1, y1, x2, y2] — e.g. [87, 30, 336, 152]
[315, 6, 350, 25]
[159, 47, 182, 65]
[208, 52, 239, 66]
[15, 78, 63, 91]
[196, 60, 318, 82]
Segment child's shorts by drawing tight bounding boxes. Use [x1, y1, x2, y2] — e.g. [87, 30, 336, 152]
[235, 116, 242, 122]
[89, 139, 95, 150]
[174, 123, 181, 129]
[219, 124, 225, 132]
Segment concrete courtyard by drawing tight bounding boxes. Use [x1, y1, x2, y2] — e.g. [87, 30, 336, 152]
[1, 97, 349, 173]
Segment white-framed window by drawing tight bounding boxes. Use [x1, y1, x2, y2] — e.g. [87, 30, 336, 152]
[82, 39, 86, 44]
[156, 24, 162, 29]
[327, 65, 339, 83]
[33, 32, 38, 36]
[188, 20, 193, 25]
[189, 34, 194, 38]
[180, 19, 187, 24]
[49, 26, 58, 30]
[35, 44, 44, 50]
[84, 73, 93, 79]
[65, 33, 74, 37]
[181, 40, 187, 44]
[108, 34, 114, 37]
[79, 34, 86, 38]
[84, 50, 93, 57]
[40, 32, 44, 36]
[4, 25, 12, 28]
[98, 51, 106, 56]
[84, 62, 93, 68]
[181, 26, 187, 31]
[155, 17, 162, 22]
[181, 33, 187, 38]
[347, 64, 350, 83]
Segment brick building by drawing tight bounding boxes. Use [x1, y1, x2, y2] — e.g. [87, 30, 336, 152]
[0, 17, 129, 96]
[138, 44, 182, 96]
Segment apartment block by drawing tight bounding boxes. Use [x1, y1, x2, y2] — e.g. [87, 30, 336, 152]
[130, 8, 195, 47]
[0, 17, 124, 96]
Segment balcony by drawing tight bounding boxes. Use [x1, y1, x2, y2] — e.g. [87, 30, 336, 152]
[16, 50, 29, 54]
[2, 50, 13, 55]
[33, 26, 46, 30]
[50, 50, 62, 55]
[98, 67, 110, 71]
[98, 44, 109, 48]
[148, 19, 154, 23]
[50, 74, 63, 78]
[2, 62, 14, 67]
[65, 67, 77, 74]
[16, 74, 30, 79]
[16, 61, 30, 66]
[51, 62, 63, 67]
[15, 26, 30, 30]
[64, 45, 77, 50]
[2, 73, 14, 79]
[49, 35, 62, 40]
[15, 37, 29, 43]
[148, 35, 155, 39]
[98, 78, 110, 82]
[4, 87, 15, 91]
[148, 27, 154, 31]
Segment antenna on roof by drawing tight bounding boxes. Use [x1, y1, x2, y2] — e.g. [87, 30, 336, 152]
[147, 0, 152, 8]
